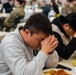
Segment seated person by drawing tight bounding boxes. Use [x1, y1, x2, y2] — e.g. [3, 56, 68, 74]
[30, 0, 40, 8]
[49, 0, 59, 16]
[57, 0, 62, 7]
[0, 13, 58, 75]
[41, 0, 50, 17]
[71, 0, 76, 12]
[1, 0, 14, 13]
[42, 0, 59, 17]
[52, 12, 76, 60]
[61, 0, 72, 16]
[3, 0, 26, 31]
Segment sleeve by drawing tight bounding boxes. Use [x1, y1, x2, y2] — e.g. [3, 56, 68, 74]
[53, 32, 76, 59]
[45, 50, 59, 68]
[42, 7, 47, 14]
[8, 10, 19, 23]
[42, 5, 50, 16]
[6, 7, 13, 13]
[53, 6, 59, 14]
[18, 9, 25, 18]
[3, 44, 48, 75]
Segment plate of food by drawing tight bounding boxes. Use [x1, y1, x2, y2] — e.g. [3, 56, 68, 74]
[42, 68, 72, 75]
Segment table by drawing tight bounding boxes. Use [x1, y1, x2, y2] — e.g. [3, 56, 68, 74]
[0, 13, 10, 17]
[49, 17, 55, 22]
[17, 22, 25, 28]
[58, 52, 76, 69]
[0, 31, 8, 41]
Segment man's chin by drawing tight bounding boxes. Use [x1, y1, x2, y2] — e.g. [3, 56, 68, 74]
[33, 46, 39, 50]
[33, 47, 38, 50]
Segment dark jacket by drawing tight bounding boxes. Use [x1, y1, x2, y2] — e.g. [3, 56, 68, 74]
[51, 5, 59, 14]
[52, 17, 76, 59]
[42, 4, 59, 17]
[42, 4, 50, 17]
[1, 2, 13, 13]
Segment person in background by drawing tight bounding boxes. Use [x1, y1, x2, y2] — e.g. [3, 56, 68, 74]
[57, 0, 62, 7]
[71, 0, 76, 12]
[49, 0, 60, 17]
[42, 0, 59, 17]
[1, 0, 14, 13]
[0, 13, 59, 75]
[30, 0, 40, 8]
[61, 0, 72, 16]
[57, 0, 62, 15]
[3, 0, 26, 31]
[52, 12, 76, 60]
[41, 0, 50, 17]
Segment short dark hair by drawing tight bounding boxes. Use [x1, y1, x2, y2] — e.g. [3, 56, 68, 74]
[60, 15, 69, 24]
[66, 12, 76, 31]
[23, 13, 52, 35]
[60, 13, 76, 31]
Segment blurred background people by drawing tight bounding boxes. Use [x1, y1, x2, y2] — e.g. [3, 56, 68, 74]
[57, 0, 62, 6]
[61, 0, 72, 16]
[52, 13, 76, 60]
[49, 0, 59, 15]
[42, 0, 59, 18]
[71, 0, 76, 12]
[3, 0, 26, 31]
[30, 0, 40, 8]
[56, 0, 62, 15]
[1, 0, 14, 13]
[41, 0, 50, 17]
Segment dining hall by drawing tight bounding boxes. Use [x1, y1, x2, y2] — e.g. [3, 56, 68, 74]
[0, 0, 76, 75]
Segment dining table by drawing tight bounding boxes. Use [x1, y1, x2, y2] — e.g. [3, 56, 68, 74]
[42, 52, 76, 75]
[0, 13, 10, 17]
[58, 51, 76, 70]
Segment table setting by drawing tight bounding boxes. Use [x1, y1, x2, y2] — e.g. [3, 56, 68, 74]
[41, 51, 76, 75]
[42, 68, 72, 75]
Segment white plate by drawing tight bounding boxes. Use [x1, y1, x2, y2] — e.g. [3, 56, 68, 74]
[41, 68, 72, 75]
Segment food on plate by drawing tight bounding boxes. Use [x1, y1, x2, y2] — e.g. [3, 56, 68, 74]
[43, 69, 71, 75]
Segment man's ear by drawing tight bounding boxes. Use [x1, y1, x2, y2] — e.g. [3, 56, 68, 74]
[24, 29, 30, 35]
[65, 23, 69, 27]
[62, 23, 69, 29]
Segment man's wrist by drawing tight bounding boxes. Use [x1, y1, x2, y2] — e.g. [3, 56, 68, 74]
[48, 50, 54, 54]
